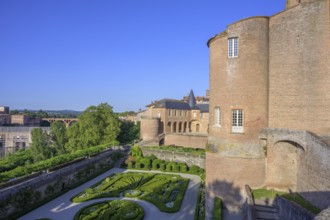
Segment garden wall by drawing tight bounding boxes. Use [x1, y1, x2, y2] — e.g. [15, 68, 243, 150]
[141, 148, 205, 168]
[165, 133, 207, 149]
[275, 196, 315, 220]
[0, 148, 124, 219]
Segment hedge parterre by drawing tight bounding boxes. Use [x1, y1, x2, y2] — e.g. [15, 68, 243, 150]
[72, 172, 189, 213]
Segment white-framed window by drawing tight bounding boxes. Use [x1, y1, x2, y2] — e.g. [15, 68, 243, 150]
[228, 37, 238, 58]
[193, 111, 197, 118]
[232, 109, 243, 133]
[214, 107, 221, 126]
[157, 113, 161, 118]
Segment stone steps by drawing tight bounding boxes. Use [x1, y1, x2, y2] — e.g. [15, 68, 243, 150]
[255, 205, 280, 220]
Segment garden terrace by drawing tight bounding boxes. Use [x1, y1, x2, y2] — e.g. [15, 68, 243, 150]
[141, 145, 205, 156]
[74, 200, 144, 220]
[72, 172, 189, 212]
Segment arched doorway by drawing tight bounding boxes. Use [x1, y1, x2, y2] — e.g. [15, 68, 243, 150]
[190, 120, 200, 133]
[167, 122, 172, 133]
[173, 122, 177, 133]
[178, 122, 182, 133]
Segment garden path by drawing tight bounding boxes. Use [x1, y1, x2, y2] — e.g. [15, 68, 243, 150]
[18, 168, 200, 220]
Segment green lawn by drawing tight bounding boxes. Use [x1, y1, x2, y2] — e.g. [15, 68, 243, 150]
[252, 188, 321, 215]
[281, 193, 321, 214]
[71, 172, 189, 213]
[252, 188, 286, 199]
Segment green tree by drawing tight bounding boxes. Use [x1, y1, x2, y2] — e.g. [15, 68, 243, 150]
[66, 103, 120, 151]
[50, 121, 67, 155]
[117, 120, 140, 144]
[131, 145, 143, 162]
[30, 128, 53, 162]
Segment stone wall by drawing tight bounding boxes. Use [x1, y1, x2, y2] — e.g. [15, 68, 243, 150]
[0, 148, 123, 219]
[275, 196, 315, 220]
[269, 0, 330, 136]
[165, 133, 207, 149]
[205, 153, 265, 220]
[263, 128, 330, 210]
[141, 148, 205, 168]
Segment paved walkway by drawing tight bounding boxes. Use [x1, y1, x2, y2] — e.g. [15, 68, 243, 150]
[19, 168, 200, 220]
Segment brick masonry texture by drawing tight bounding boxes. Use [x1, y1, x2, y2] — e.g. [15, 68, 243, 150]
[206, 0, 330, 218]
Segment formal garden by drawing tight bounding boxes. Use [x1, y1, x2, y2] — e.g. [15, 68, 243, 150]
[72, 172, 189, 213]
[74, 200, 144, 220]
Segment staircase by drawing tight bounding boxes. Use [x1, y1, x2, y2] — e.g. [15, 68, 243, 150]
[254, 199, 280, 220]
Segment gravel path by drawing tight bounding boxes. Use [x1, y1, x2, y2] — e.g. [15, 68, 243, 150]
[19, 168, 200, 220]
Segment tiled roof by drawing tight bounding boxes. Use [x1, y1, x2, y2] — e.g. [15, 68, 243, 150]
[154, 99, 192, 110]
[196, 104, 209, 113]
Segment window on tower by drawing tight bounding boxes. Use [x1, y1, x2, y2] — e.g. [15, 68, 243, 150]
[228, 37, 238, 58]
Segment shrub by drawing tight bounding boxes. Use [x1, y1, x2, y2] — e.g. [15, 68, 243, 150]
[212, 197, 222, 220]
[135, 163, 141, 169]
[189, 165, 200, 174]
[174, 165, 180, 172]
[140, 158, 151, 170]
[160, 164, 166, 171]
[179, 163, 188, 173]
[127, 162, 133, 169]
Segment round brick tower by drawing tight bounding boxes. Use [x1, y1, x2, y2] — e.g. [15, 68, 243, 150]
[140, 117, 160, 141]
[207, 17, 269, 158]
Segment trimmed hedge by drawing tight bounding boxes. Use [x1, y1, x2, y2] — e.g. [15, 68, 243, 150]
[212, 197, 222, 220]
[74, 200, 144, 220]
[0, 143, 113, 183]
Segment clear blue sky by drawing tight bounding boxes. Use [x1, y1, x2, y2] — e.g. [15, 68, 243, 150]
[0, 0, 285, 112]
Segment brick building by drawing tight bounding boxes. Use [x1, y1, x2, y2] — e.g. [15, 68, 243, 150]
[139, 90, 209, 148]
[206, 0, 330, 218]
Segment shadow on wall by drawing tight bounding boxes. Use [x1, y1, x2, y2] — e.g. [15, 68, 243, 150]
[206, 179, 245, 220]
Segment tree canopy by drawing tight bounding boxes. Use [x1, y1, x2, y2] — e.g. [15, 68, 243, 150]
[66, 103, 121, 151]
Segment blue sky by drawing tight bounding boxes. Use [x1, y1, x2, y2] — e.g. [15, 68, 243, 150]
[0, 0, 285, 112]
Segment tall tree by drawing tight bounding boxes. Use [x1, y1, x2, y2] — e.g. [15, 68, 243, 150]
[117, 120, 140, 144]
[30, 128, 52, 162]
[50, 121, 67, 155]
[66, 103, 121, 151]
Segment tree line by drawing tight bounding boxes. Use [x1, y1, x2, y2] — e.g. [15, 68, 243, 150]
[29, 103, 139, 162]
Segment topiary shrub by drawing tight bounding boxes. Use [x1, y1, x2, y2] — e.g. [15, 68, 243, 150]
[179, 163, 188, 173]
[212, 197, 222, 220]
[160, 164, 166, 171]
[189, 165, 199, 174]
[140, 158, 151, 170]
[127, 162, 133, 169]
[174, 165, 180, 172]
[135, 163, 141, 169]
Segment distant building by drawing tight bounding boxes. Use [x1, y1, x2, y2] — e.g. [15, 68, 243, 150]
[0, 106, 9, 114]
[139, 90, 209, 148]
[0, 126, 50, 158]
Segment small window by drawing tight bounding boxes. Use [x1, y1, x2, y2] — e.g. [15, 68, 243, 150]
[214, 107, 221, 126]
[228, 37, 238, 58]
[232, 109, 243, 133]
[193, 112, 197, 118]
[168, 109, 171, 116]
